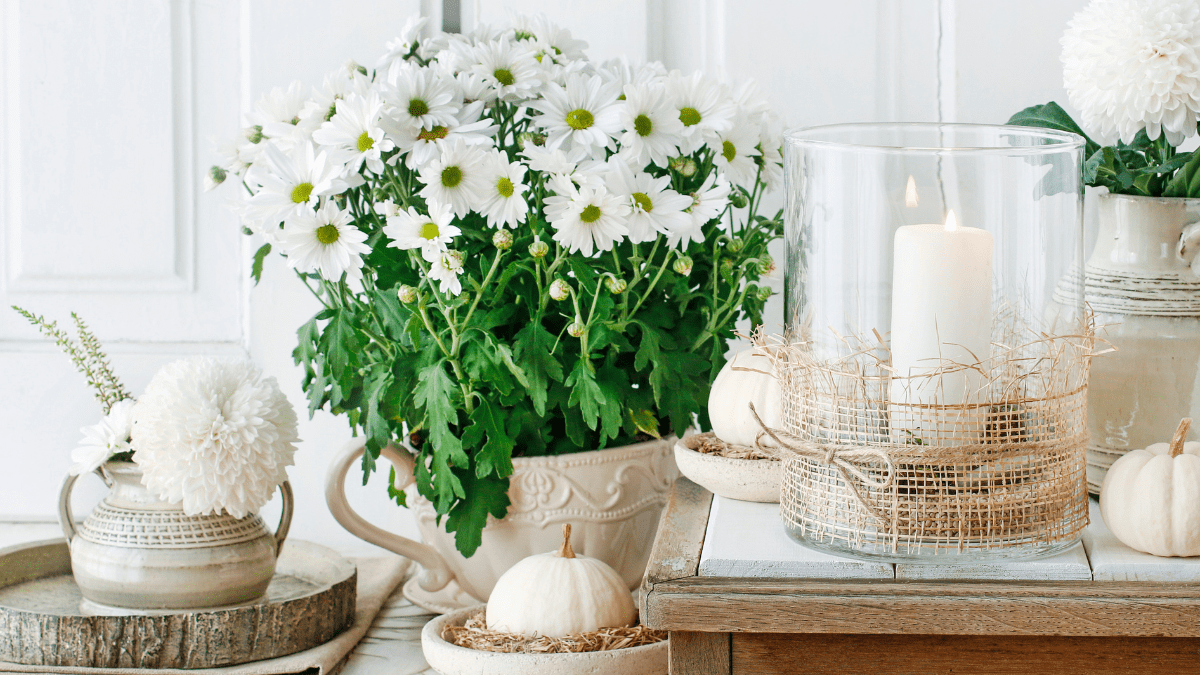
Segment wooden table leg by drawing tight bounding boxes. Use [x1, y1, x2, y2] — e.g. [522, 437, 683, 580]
[670, 631, 730, 675]
[731, 633, 1200, 674]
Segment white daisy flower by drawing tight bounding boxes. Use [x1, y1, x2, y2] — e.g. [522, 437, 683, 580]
[618, 82, 685, 168]
[668, 173, 732, 248]
[381, 61, 461, 132]
[384, 110, 497, 170]
[457, 70, 497, 105]
[757, 113, 784, 192]
[70, 399, 136, 476]
[282, 201, 371, 282]
[605, 159, 692, 243]
[480, 151, 530, 228]
[1063, 0, 1200, 145]
[712, 123, 762, 189]
[417, 138, 490, 218]
[245, 141, 347, 234]
[383, 201, 461, 257]
[377, 14, 430, 71]
[248, 81, 313, 142]
[428, 249, 466, 296]
[532, 73, 622, 159]
[599, 58, 668, 94]
[471, 38, 544, 101]
[669, 71, 736, 154]
[374, 199, 400, 218]
[312, 91, 396, 175]
[546, 183, 630, 256]
[523, 145, 587, 174]
[510, 13, 589, 62]
[299, 66, 372, 131]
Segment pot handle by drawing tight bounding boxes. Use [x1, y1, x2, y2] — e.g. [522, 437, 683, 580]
[57, 473, 81, 544]
[273, 481, 294, 557]
[324, 437, 455, 593]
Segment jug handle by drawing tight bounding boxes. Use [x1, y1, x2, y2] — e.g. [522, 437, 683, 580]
[324, 437, 455, 593]
[57, 472, 81, 544]
[273, 481, 294, 557]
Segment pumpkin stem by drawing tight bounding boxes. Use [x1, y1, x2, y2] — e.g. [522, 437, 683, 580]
[1170, 418, 1193, 458]
[558, 523, 575, 558]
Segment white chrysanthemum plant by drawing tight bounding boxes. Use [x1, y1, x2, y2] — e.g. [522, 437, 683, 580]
[131, 357, 300, 519]
[1010, 0, 1200, 198]
[209, 12, 783, 557]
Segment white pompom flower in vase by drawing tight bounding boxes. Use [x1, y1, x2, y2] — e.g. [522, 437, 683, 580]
[132, 357, 299, 519]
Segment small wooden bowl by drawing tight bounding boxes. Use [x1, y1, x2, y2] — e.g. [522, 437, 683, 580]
[421, 605, 668, 675]
[674, 433, 781, 503]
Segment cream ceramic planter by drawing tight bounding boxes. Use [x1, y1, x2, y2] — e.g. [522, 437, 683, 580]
[59, 461, 292, 611]
[327, 436, 678, 604]
[420, 605, 668, 675]
[674, 434, 781, 502]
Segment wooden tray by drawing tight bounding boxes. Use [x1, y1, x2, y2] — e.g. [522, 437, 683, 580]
[0, 538, 357, 669]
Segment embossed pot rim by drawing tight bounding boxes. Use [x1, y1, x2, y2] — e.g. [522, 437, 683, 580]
[421, 605, 669, 675]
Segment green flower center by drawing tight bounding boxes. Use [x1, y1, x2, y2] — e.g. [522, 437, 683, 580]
[326, 102, 338, 121]
[289, 116, 300, 125]
[679, 106, 701, 126]
[418, 126, 449, 141]
[634, 113, 653, 137]
[580, 204, 602, 223]
[419, 221, 440, 240]
[291, 182, 314, 204]
[494, 68, 516, 86]
[441, 166, 463, 188]
[408, 98, 429, 117]
[497, 176, 515, 198]
[632, 192, 654, 212]
[515, 30, 535, 41]
[357, 131, 375, 152]
[316, 224, 340, 244]
[248, 125, 264, 143]
[722, 140, 737, 162]
[565, 108, 594, 131]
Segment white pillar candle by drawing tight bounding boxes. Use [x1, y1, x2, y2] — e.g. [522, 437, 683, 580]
[889, 212, 993, 444]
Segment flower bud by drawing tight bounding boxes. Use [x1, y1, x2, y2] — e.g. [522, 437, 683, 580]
[757, 254, 775, 275]
[672, 255, 694, 276]
[529, 239, 550, 259]
[670, 156, 698, 177]
[757, 286, 774, 301]
[397, 285, 418, 304]
[245, 125, 264, 144]
[604, 276, 627, 294]
[727, 236, 744, 253]
[204, 165, 228, 192]
[549, 278, 570, 300]
[492, 229, 513, 250]
[730, 190, 749, 209]
[568, 320, 586, 337]
[720, 258, 735, 280]
[346, 60, 368, 76]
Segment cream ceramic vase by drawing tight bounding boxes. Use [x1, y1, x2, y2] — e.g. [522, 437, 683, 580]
[1059, 193, 1200, 492]
[59, 461, 293, 611]
[326, 436, 678, 603]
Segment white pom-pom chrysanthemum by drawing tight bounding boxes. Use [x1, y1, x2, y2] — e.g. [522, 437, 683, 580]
[1062, 0, 1200, 145]
[132, 357, 299, 519]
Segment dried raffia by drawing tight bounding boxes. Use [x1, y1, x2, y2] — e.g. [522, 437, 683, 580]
[757, 303, 1100, 557]
[443, 610, 667, 654]
[691, 432, 779, 460]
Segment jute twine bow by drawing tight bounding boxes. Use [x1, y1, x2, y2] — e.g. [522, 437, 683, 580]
[748, 402, 896, 525]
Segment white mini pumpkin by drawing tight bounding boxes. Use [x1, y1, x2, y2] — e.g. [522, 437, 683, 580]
[1100, 418, 1200, 557]
[486, 524, 636, 637]
[708, 348, 783, 448]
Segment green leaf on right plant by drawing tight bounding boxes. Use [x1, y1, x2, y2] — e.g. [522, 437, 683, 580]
[1007, 101, 1099, 157]
[444, 468, 511, 558]
[1164, 151, 1200, 198]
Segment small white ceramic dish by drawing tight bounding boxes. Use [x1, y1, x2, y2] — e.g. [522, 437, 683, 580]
[421, 605, 668, 675]
[674, 434, 781, 503]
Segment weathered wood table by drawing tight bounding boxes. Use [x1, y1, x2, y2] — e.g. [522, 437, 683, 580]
[639, 478, 1200, 675]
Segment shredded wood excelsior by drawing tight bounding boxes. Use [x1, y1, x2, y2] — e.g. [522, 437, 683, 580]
[692, 432, 779, 460]
[442, 611, 667, 654]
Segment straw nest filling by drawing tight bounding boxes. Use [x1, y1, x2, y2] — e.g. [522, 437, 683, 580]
[442, 610, 667, 654]
[692, 431, 778, 460]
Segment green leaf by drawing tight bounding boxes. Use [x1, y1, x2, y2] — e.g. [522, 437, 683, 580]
[565, 358, 604, 430]
[484, 333, 530, 389]
[293, 316, 320, 366]
[1164, 151, 1200, 197]
[461, 398, 516, 479]
[321, 309, 363, 380]
[362, 363, 393, 455]
[594, 366, 627, 444]
[1137, 151, 1193, 176]
[514, 323, 563, 416]
[1007, 102, 1098, 157]
[414, 359, 467, 469]
[629, 408, 660, 438]
[445, 469, 510, 557]
[387, 465, 407, 507]
[370, 289, 410, 341]
[251, 243, 271, 285]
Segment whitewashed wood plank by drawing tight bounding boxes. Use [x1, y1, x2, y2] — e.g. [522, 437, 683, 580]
[1084, 498, 1200, 582]
[895, 542, 1092, 581]
[698, 496, 894, 579]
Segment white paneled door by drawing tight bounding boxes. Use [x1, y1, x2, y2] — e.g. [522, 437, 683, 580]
[0, 0, 1087, 551]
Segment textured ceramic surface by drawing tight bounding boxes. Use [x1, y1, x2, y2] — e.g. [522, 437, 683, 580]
[1079, 193, 1200, 493]
[673, 437, 781, 503]
[327, 437, 679, 604]
[420, 605, 668, 675]
[59, 461, 292, 610]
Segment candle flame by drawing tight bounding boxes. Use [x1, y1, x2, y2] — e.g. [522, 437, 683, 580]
[944, 210, 958, 232]
[905, 176, 918, 208]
